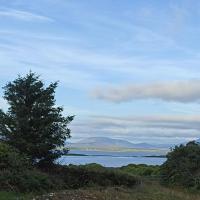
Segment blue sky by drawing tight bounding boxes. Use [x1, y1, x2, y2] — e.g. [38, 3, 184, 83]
[0, 0, 200, 144]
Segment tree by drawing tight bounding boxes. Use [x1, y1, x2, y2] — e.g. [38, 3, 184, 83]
[0, 72, 74, 166]
[160, 141, 200, 189]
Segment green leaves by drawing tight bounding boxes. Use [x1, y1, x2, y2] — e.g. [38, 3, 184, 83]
[161, 141, 200, 189]
[0, 72, 74, 166]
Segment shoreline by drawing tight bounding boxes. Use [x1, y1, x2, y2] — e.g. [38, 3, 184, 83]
[65, 153, 166, 158]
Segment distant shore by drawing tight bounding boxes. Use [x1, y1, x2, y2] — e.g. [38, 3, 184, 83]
[66, 153, 166, 158]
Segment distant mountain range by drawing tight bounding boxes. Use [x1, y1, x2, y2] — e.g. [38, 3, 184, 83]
[68, 137, 172, 150]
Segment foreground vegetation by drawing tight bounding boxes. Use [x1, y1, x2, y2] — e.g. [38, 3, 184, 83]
[2, 159, 200, 200]
[0, 145, 138, 192]
[34, 183, 200, 200]
[2, 146, 200, 199]
[2, 181, 200, 200]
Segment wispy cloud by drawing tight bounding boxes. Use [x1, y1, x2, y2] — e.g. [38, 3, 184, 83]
[1, 29, 200, 92]
[91, 115, 200, 131]
[91, 80, 200, 103]
[0, 8, 53, 22]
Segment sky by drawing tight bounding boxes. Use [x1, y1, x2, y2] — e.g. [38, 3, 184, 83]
[0, 0, 200, 144]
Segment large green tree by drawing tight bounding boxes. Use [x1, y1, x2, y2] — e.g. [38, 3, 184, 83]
[0, 72, 74, 166]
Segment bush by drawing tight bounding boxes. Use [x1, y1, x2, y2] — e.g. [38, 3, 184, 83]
[120, 164, 160, 177]
[0, 169, 61, 192]
[0, 142, 30, 170]
[79, 163, 106, 171]
[0, 142, 64, 192]
[160, 141, 200, 189]
[47, 164, 139, 189]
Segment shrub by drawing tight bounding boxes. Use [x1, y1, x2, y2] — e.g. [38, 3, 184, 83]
[0, 142, 31, 170]
[120, 164, 160, 177]
[49, 165, 139, 189]
[0, 169, 58, 192]
[79, 163, 106, 171]
[160, 141, 200, 189]
[0, 142, 64, 192]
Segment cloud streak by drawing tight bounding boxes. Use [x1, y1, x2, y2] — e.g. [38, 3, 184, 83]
[92, 80, 200, 103]
[0, 8, 53, 22]
[70, 114, 200, 144]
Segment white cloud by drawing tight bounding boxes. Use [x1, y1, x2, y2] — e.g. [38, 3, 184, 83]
[0, 97, 8, 111]
[70, 115, 200, 144]
[92, 80, 200, 103]
[91, 115, 200, 131]
[0, 8, 53, 22]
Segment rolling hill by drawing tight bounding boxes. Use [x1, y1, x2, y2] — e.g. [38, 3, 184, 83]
[68, 137, 171, 150]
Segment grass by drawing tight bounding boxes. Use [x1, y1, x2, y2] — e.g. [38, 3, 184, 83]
[0, 191, 34, 200]
[10, 180, 199, 200]
[2, 182, 200, 200]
